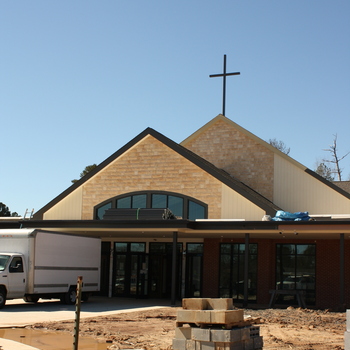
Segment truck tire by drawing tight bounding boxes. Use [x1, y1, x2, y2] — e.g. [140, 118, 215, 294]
[81, 292, 90, 302]
[23, 296, 40, 303]
[0, 288, 6, 309]
[64, 287, 77, 305]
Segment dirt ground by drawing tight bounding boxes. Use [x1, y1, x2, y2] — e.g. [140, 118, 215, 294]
[29, 306, 346, 350]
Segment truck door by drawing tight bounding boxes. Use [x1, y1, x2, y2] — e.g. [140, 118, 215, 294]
[7, 256, 26, 298]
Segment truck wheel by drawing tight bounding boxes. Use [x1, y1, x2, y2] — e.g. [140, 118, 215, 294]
[0, 288, 6, 309]
[64, 287, 77, 305]
[23, 296, 40, 303]
[81, 292, 90, 302]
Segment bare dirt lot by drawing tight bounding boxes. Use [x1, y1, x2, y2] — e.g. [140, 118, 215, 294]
[29, 306, 346, 350]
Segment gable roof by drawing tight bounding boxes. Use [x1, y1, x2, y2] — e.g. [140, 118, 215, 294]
[34, 127, 280, 219]
[181, 115, 350, 201]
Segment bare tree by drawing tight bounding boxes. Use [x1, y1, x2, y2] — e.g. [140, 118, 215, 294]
[323, 134, 349, 181]
[268, 138, 290, 155]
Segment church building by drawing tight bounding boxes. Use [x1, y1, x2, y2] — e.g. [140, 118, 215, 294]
[5, 115, 350, 310]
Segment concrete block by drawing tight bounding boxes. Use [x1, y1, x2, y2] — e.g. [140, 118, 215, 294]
[207, 298, 233, 310]
[344, 330, 350, 350]
[347, 310, 350, 331]
[210, 328, 242, 343]
[186, 339, 196, 350]
[177, 310, 197, 323]
[192, 328, 211, 342]
[183, 298, 208, 310]
[175, 326, 192, 339]
[173, 338, 187, 350]
[243, 338, 254, 350]
[214, 342, 244, 350]
[240, 327, 250, 341]
[210, 310, 244, 324]
[196, 310, 212, 323]
[253, 336, 263, 349]
[248, 326, 260, 338]
[197, 341, 215, 350]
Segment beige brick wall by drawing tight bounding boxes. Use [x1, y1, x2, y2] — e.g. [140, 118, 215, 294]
[81, 135, 223, 219]
[183, 119, 274, 201]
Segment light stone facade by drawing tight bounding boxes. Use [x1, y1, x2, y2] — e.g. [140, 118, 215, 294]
[182, 118, 275, 201]
[81, 135, 224, 220]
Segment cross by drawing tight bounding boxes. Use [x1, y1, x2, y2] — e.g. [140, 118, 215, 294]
[209, 55, 240, 116]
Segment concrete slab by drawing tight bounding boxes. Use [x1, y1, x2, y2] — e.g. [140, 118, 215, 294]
[0, 337, 40, 350]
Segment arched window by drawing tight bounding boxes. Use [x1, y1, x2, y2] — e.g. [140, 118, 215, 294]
[95, 191, 207, 220]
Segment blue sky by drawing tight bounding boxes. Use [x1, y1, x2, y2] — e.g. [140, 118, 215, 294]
[1, 1, 349, 216]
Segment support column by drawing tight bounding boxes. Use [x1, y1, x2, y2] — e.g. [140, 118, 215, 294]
[340, 233, 345, 311]
[171, 231, 178, 306]
[243, 233, 249, 307]
[108, 241, 114, 298]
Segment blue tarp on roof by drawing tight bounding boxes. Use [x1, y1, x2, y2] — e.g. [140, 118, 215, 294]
[271, 211, 311, 221]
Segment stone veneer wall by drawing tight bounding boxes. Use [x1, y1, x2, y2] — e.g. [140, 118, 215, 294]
[183, 119, 275, 201]
[80, 135, 224, 220]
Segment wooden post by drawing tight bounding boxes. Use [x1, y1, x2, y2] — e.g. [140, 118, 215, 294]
[73, 276, 83, 350]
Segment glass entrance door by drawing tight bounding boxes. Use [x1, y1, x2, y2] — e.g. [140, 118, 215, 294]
[185, 243, 203, 297]
[113, 243, 147, 297]
[148, 243, 182, 299]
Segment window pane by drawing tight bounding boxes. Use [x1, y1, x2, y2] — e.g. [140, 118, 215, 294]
[238, 244, 245, 254]
[131, 243, 145, 252]
[96, 202, 112, 220]
[220, 254, 231, 289]
[115, 255, 126, 295]
[249, 244, 258, 255]
[115, 243, 128, 252]
[297, 244, 315, 255]
[221, 244, 231, 254]
[281, 244, 295, 255]
[168, 196, 183, 218]
[117, 197, 131, 208]
[187, 243, 203, 254]
[132, 194, 147, 208]
[152, 194, 167, 208]
[149, 243, 165, 254]
[188, 201, 205, 220]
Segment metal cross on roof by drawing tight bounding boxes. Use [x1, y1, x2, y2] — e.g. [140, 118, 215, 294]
[209, 54, 240, 116]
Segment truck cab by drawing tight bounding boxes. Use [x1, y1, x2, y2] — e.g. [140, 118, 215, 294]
[0, 253, 27, 308]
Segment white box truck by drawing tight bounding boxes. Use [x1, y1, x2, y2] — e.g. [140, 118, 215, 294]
[0, 229, 101, 308]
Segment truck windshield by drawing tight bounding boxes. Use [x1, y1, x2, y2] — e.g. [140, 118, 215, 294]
[0, 255, 10, 271]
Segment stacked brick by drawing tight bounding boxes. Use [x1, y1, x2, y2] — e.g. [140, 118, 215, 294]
[172, 298, 263, 350]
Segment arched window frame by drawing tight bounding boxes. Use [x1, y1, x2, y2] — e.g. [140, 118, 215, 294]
[94, 190, 208, 220]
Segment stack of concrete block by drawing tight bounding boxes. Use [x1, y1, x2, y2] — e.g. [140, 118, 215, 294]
[172, 298, 263, 350]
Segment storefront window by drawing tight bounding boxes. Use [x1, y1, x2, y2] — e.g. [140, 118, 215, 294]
[276, 244, 316, 304]
[219, 243, 257, 301]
